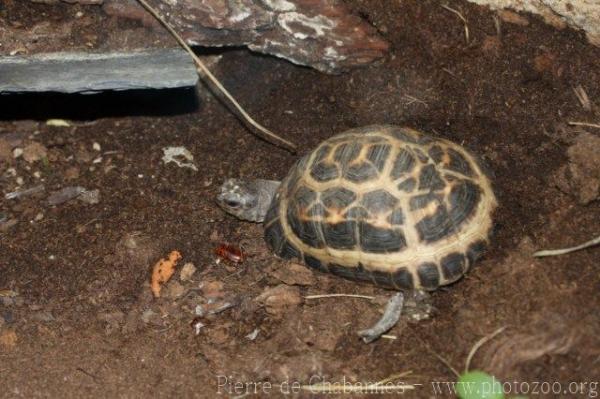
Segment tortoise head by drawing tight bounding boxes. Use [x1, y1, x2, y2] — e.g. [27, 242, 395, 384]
[216, 178, 281, 223]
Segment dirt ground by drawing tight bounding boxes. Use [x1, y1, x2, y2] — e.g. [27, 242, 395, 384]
[1, 1, 599, 398]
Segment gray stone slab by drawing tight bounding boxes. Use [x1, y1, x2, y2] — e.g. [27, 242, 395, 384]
[0, 48, 198, 94]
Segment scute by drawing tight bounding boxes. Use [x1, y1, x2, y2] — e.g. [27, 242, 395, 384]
[264, 218, 286, 254]
[388, 126, 419, 143]
[344, 162, 379, 182]
[392, 268, 414, 289]
[441, 252, 466, 281]
[323, 220, 357, 249]
[417, 263, 440, 290]
[365, 143, 392, 171]
[311, 162, 339, 182]
[359, 223, 406, 253]
[361, 190, 398, 213]
[387, 208, 405, 225]
[418, 164, 446, 191]
[271, 125, 496, 291]
[447, 148, 474, 176]
[447, 180, 481, 227]
[304, 254, 329, 273]
[414, 204, 456, 243]
[397, 177, 416, 192]
[329, 263, 361, 280]
[322, 187, 357, 210]
[390, 149, 416, 179]
[287, 205, 324, 248]
[334, 142, 361, 163]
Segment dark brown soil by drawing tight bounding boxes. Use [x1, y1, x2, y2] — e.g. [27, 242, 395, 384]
[1, 1, 599, 398]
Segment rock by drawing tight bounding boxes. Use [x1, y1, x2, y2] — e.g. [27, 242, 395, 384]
[64, 166, 80, 180]
[102, 0, 389, 74]
[268, 262, 316, 286]
[47, 186, 86, 205]
[206, 325, 231, 345]
[141, 309, 160, 325]
[164, 281, 186, 299]
[255, 284, 302, 317]
[23, 141, 48, 163]
[201, 280, 225, 299]
[161, 147, 198, 171]
[467, 0, 600, 46]
[179, 262, 197, 282]
[552, 132, 600, 204]
[78, 188, 100, 204]
[0, 49, 198, 94]
[0, 218, 18, 232]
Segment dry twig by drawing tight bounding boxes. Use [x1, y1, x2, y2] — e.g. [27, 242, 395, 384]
[304, 293, 375, 300]
[441, 4, 470, 43]
[534, 235, 600, 257]
[567, 121, 600, 129]
[573, 85, 592, 111]
[464, 326, 506, 372]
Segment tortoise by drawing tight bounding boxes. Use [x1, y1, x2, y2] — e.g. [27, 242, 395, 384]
[216, 125, 497, 292]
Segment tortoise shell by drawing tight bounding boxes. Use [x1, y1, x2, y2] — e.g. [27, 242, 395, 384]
[263, 125, 497, 291]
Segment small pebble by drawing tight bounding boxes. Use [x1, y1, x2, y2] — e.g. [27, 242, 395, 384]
[255, 285, 302, 317]
[92, 142, 101, 151]
[194, 305, 205, 317]
[191, 318, 205, 335]
[245, 328, 260, 341]
[141, 309, 156, 324]
[12, 148, 23, 158]
[179, 262, 197, 281]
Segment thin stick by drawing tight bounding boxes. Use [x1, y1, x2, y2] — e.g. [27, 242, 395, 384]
[464, 326, 506, 372]
[304, 293, 375, 300]
[441, 4, 470, 43]
[572, 85, 592, 111]
[431, 351, 460, 379]
[534, 235, 600, 257]
[567, 121, 600, 129]
[135, 0, 297, 153]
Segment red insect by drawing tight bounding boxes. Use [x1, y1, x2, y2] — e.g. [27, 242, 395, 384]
[214, 243, 246, 264]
